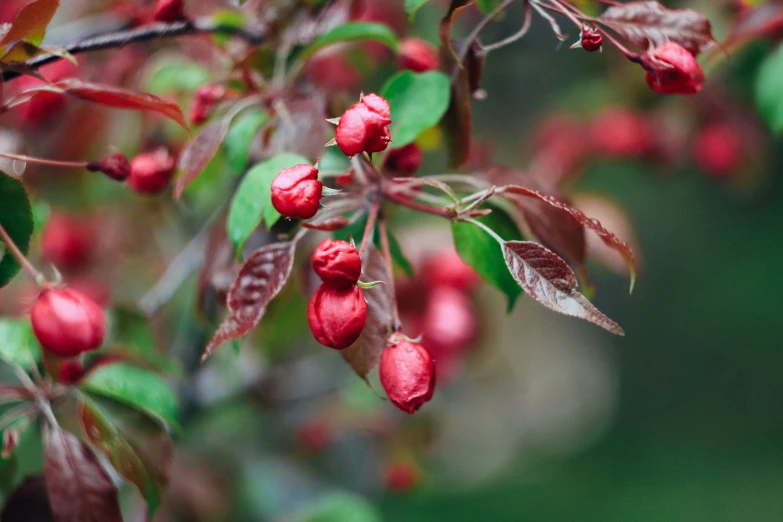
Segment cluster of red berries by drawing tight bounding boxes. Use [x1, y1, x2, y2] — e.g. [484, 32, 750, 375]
[335, 94, 392, 157]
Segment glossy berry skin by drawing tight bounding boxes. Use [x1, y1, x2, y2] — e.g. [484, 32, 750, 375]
[335, 94, 392, 157]
[41, 213, 95, 269]
[308, 285, 367, 349]
[380, 340, 435, 414]
[31, 288, 106, 358]
[384, 143, 423, 175]
[311, 239, 362, 289]
[128, 148, 177, 194]
[86, 153, 131, 182]
[270, 164, 323, 219]
[581, 28, 602, 52]
[59, 360, 86, 384]
[641, 42, 704, 95]
[399, 38, 440, 72]
[153, 0, 185, 22]
[190, 84, 226, 125]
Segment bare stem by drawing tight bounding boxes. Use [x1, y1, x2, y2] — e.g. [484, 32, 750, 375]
[358, 197, 380, 257]
[383, 188, 458, 220]
[0, 151, 87, 169]
[482, 0, 533, 53]
[0, 223, 44, 283]
[452, 0, 516, 81]
[378, 218, 401, 332]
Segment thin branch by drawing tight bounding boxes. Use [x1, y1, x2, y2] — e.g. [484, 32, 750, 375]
[0, 223, 44, 282]
[383, 188, 458, 221]
[0, 151, 87, 169]
[452, 0, 516, 81]
[1, 18, 266, 83]
[482, 0, 533, 53]
[378, 218, 401, 332]
[358, 197, 380, 257]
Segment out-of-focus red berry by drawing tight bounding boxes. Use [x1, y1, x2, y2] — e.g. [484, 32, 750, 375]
[128, 148, 177, 194]
[59, 360, 86, 384]
[589, 108, 656, 158]
[693, 123, 743, 178]
[640, 42, 705, 95]
[14, 60, 78, 126]
[153, 0, 186, 22]
[422, 287, 477, 356]
[306, 49, 363, 91]
[383, 462, 421, 492]
[398, 38, 440, 72]
[380, 339, 435, 414]
[384, 144, 423, 175]
[41, 213, 95, 270]
[30, 288, 106, 358]
[270, 164, 323, 219]
[190, 84, 226, 125]
[311, 239, 362, 289]
[421, 251, 481, 293]
[295, 419, 333, 452]
[308, 285, 367, 349]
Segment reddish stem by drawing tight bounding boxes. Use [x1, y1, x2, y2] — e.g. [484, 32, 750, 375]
[0, 223, 44, 283]
[382, 188, 458, 221]
[358, 197, 381, 257]
[378, 218, 401, 332]
[0, 152, 88, 170]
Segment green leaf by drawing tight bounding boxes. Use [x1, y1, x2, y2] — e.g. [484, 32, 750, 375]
[224, 109, 268, 172]
[82, 363, 179, 430]
[0, 171, 34, 289]
[107, 308, 183, 377]
[300, 23, 399, 63]
[0, 318, 41, 368]
[295, 492, 382, 522]
[144, 57, 211, 96]
[79, 395, 172, 518]
[451, 204, 523, 310]
[381, 71, 452, 147]
[405, 0, 431, 18]
[227, 153, 309, 255]
[386, 229, 414, 277]
[756, 44, 783, 133]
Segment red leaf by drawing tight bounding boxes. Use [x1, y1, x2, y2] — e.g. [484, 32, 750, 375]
[341, 247, 393, 381]
[722, 3, 783, 50]
[500, 184, 637, 292]
[0, 0, 60, 47]
[174, 119, 230, 199]
[597, 1, 716, 55]
[502, 241, 624, 335]
[438, 1, 477, 60]
[52, 79, 189, 131]
[202, 242, 296, 361]
[44, 426, 122, 522]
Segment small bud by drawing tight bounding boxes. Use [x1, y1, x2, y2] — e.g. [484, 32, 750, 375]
[384, 143, 423, 175]
[128, 148, 177, 194]
[380, 340, 435, 414]
[307, 285, 367, 349]
[270, 164, 323, 219]
[153, 0, 186, 22]
[693, 123, 742, 178]
[312, 239, 362, 289]
[398, 38, 440, 72]
[58, 360, 86, 384]
[31, 288, 106, 358]
[640, 42, 704, 95]
[335, 94, 392, 157]
[190, 84, 227, 125]
[41, 213, 95, 269]
[580, 27, 602, 52]
[86, 153, 131, 182]
[383, 462, 420, 492]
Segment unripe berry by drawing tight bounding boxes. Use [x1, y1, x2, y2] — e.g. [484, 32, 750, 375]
[311, 239, 362, 289]
[383, 462, 420, 492]
[270, 164, 323, 219]
[384, 143, 423, 175]
[41, 213, 95, 269]
[307, 285, 367, 349]
[86, 153, 131, 182]
[398, 38, 440, 72]
[581, 27, 602, 52]
[58, 360, 86, 384]
[640, 42, 704, 95]
[693, 123, 742, 178]
[335, 94, 392, 157]
[379, 340, 435, 414]
[153, 0, 185, 22]
[30, 288, 106, 358]
[128, 148, 177, 194]
[190, 84, 226, 125]
[422, 251, 480, 293]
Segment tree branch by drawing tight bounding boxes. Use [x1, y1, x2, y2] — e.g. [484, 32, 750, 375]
[1, 18, 266, 82]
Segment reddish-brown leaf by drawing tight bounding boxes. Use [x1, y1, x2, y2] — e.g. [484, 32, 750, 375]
[52, 79, 189, 130]
[722, 2, 783, 51]
[0, 0, 60, 47]
[597, 1, 716, 55]
[500, 184, 637, 292]
[202, 242, 296, 361]
[341, 247, 393, 381]
[439, 1, 477, 59]
[0, 475, 54, 522]
[502, 241, 624, 335]
[174, 119, 230, 199]
[44, 426, 122, 522]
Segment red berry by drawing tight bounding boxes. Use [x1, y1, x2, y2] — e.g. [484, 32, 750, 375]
[307, 285, 367, 349]
[640, 42, 704, 95]
[41, 213, 95, 269]
[422, 251, 480, 293]
[361, 93, 391, 121]
[398, 38, 440, 72]
[295, 419, 333, 452]
[422, 287, 477, 357]
[335, 94, 392, 157]
[384, 143, 423, 175]
[30, 288, 106, 358]
[311, 239, 362, 289]
[86, 153, 131, 182]
[128, 148, 177, 194]
[270, 164, 323, 219]
[581, 27, 602, 52]
[153, 0, 186, 22]
[190, 84, 226, 125]
[589, 108, 655, 158]
[58, 360, 86, 384]
[693, 123, 742, 178]
[379, 339, 435, 414]
[383, 462, 420, 492]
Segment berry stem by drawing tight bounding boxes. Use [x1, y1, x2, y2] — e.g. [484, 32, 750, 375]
[0, 223, 45, 283]
[358, 197, 381, 258]
[0, 152, 88, 170]
[378, 218, 402, 332]
[482, 0, 533, 53]
[383, 188, 458, 220]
